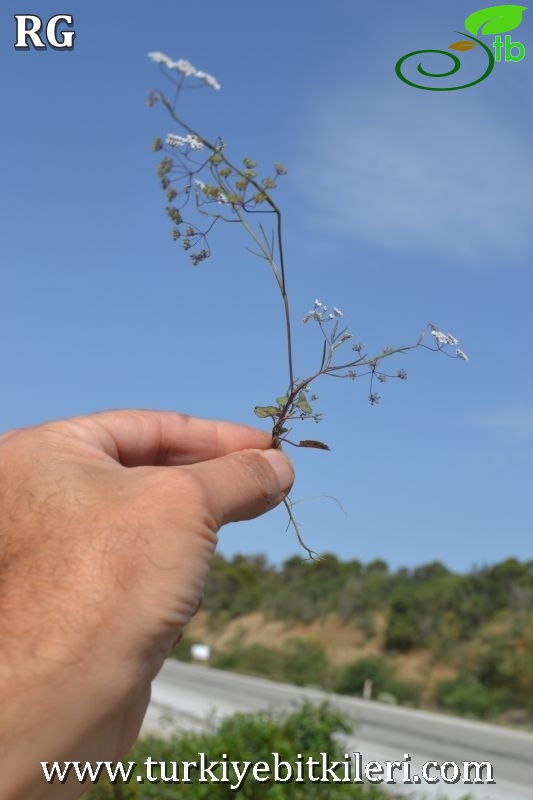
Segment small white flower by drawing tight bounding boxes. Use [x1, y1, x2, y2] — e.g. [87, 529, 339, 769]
[194, 179, 206, 190]
[333, 307, 343, 317]
[217, 190, 228, 204]
[456, 348, 469, 361]
[166, 133, 184, 147]
[175, 58, 197, 77]
[430, 326, 459, 347]
[148, 52, 221, 90]
[187, 135, 204, 150]
[195, 69, 221, 91]
[328, 313, 335, 319]
[148, 51, 175, 69]
[431, 329, 449, 346]
[166, 133, 204, 150]
[314, 299, 322, 308]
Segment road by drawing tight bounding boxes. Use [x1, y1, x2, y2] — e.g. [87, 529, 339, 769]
[144, 660, 533, 799]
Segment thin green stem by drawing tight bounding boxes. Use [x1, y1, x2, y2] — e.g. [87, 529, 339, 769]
[329, 337, 424, 373]
[157, 92, 295, 391]
[233, 207, 282, 288]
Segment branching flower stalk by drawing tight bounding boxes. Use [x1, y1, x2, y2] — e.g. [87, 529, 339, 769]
[147, 52, 468, 559]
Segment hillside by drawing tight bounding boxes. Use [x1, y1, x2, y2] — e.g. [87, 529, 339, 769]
[172, 554, 533, 726]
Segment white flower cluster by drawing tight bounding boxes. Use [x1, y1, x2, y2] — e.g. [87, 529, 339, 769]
[430, 327, 468, 361]
[431, 328, 458, 346]
[303, 299, 343, 324]
[148, 52, 221, 90]
[166, 133, 204, 150]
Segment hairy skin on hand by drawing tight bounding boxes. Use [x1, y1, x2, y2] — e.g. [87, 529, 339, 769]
[0, 410, 293, 799]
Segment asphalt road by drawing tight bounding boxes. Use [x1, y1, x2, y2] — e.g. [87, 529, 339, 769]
[144, 660, 533, 799]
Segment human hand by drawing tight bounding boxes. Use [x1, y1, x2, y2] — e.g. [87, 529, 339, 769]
[0, 410, 293, 799]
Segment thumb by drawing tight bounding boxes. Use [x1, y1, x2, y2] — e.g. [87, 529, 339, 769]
[181, 447, 294, 527]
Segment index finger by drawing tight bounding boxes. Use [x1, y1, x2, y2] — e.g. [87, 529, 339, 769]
[65, 409, 273, 467]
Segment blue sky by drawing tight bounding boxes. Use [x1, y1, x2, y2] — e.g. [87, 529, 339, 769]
[1, 1, 531, 571]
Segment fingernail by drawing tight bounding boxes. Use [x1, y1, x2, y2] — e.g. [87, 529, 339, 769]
[259, 449, 294, 493]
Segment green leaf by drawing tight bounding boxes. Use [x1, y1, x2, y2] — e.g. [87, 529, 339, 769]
[295, 393, 312, 414]
[464, 4, 527, 35]
[276, 395, 289, 407]
[254, 405, 279, 419]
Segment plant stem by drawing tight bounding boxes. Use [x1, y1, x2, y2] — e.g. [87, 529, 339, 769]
[283, 497, 320, 561]
[158, 92, 295, 392]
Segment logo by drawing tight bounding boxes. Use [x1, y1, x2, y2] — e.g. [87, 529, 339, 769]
[396, 4, 526, 90]
[14, 14, 76, 50]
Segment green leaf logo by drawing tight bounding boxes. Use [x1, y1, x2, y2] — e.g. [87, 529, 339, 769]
[464, 4, 527, 36]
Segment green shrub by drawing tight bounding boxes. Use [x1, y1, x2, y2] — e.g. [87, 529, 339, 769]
[212, 639, 332, 689]
[334, 655, 420, 707]
[87, 703, 391, 799]
[335, 655, 393, 696]
[385, 679, 421, 706]
[383, 613, 420, 652]
[435, 676, 503, 719]
[279, 639, 331, 688]
[212, 643, 280, 677]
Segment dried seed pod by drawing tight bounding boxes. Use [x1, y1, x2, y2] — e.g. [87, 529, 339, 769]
[298, 440, 330, 450]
